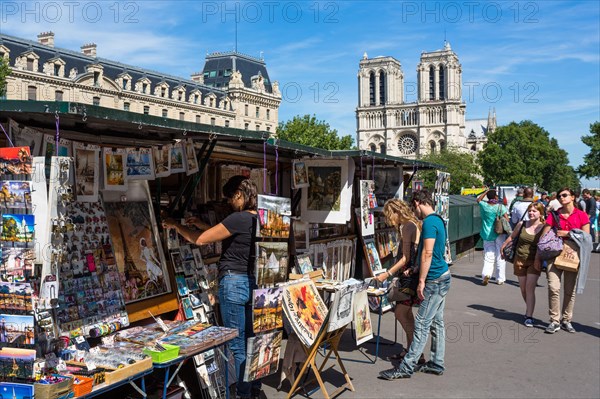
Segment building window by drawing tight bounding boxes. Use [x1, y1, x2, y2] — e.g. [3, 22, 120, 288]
[142, 83, 148, 94]
[93, 96, 100, 106]
[369, 72, 375, 105]
[161, 88, 166, 98]
[93, 71, 100, 86]
[27, 58, 34, 71]
[210, 117, 216, 126]
[440, 140, 446, 151]
[244, 123, 249, 130]
[369, 144, 376, 152]
[162, 109, 168, 118]
[256, 125, 260, 131]
[379, 71, 386, 105]
[255, 107, 260, 118]
[266, 109, 270, 120]
[429, 66, 435, 100]
[266, 126, 271, 132]
[429, 141, 436, 153]
[55, 90, 63, 101]
[178, 92, 183, 101]
[124, 102, 130, 111]
[27, 86, 36, 101]
[196, 115, 201, 123]
[438, 65, 445, 100]
[380, 144, 386, 154]
[122, 79, 128, 90]
[143, 105, 150, 115]
[244, 104, 249, 116]
[54, 64, 61, 77]
[224, 69, 232, 77]
[209, 98, 214, 107]
[225, 120, 230, 127]
[194, 94, 199, 104]
[179, 112, 185, 121]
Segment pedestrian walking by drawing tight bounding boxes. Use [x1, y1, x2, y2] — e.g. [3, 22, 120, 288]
[477, 189, 509, 285]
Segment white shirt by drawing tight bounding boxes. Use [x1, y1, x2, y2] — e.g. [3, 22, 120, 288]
[511, 200, 533, 224]
[547, 198, 561, 212]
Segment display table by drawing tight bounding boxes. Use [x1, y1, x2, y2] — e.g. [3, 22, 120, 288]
[77, 367, 154, 398]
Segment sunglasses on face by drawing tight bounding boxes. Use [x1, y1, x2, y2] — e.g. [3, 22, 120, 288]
[558, 193, 571, 199]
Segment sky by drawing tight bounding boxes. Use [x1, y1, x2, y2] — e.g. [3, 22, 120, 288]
[1, 0, 599, 187]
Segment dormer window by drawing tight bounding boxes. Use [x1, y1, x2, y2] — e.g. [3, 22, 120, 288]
[194, 94, 199, 104]
[161, 88, 166, 98]
[143, 83, 148, 93]
[122, 79, 128, 90]
[93, 71, 100, 86]
[178, 92, 183, 101]
[209, 98, 214, 107]
[54, 64, 60, 76]
[27, 58, 34, 71]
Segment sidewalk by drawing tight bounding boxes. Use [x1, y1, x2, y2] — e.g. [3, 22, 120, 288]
[262, 250, 600, 398]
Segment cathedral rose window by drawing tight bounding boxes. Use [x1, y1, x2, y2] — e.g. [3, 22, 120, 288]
[398, 134, 418, 155]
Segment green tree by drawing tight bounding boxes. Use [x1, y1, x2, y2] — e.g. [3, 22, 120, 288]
[0, 56, 11, 97]
[276, 114, 353, 150]
[577, 122, 600, 179]
[478, 120, 579, 193]
[417, 148, 483, 194]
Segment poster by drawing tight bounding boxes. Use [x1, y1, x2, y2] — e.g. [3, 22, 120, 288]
[73, 142, 100, 202]
[170, 142, 185, 174]
[185, 139, 199, 176]
[126, 147, 155, 180]
[0, 282, 33, 313]
[0, 382, 34, 399]
[255, 242, 288, 287]
[359, 180, 377, 236]
[0, 147, 32, 177]
[0, 314, 34, 345]
[153, 144, 171, 178]
[364, 238, 384, 276]
[368, 166, 404, 203]
[257, 195, 291, 238]
[243, 330, 283, 382]
[103, 182, 170, 303]
[0, 347, 35, 379]
[292, 160, 309, 189]
[252, 287, 283, 333]
[102, 147, 127, 191]
[282, 280, 328, 348]
[0, 181, 32, 210]
[353, 290, 373, 345]
[1, 248, 34, 280]
[327, 283, 356, 332]
[301, 158, 354, 224]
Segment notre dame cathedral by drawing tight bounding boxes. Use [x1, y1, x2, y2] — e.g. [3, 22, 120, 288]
[356, 42, 496, 158]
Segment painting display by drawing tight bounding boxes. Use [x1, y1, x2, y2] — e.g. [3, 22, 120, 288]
[170, 142, 185, 174]
[301, 158, 354, 224]
[102, 148, 127, 191]
[364, 238, 384, 276]
[292, 160, 309, 189]
[282, 280, 328, 348]
[353, 290, 373, 345]
[1, 214, 34, 248]
[74, 142, 100, 202]
[252, 287, 283, 333]
[126, 147, 155, 180]
[359, 180, 377, 237]
[0, 147, 32, 177]
[243, 330, 283, 382]
[255, 242, 288, 287]
[153, 144, 171, 178]
[257, 195, 291, 238]
[185, 139, 199, 175]
[368, 166, 404, 204]
[0, 181, 31, 210]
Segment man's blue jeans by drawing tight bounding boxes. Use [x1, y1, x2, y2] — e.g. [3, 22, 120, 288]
[399, 271, 451, 374]
[219, 273, 259, 397]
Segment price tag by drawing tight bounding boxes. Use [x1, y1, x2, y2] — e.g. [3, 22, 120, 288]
[89, 346, 101, 355]
[56, 360, 67, 372]
[102, 335, 115, 346]
[86, 361, 97, 371]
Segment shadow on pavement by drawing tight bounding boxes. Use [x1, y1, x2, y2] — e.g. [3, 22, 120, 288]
[467, 303, 526, 324]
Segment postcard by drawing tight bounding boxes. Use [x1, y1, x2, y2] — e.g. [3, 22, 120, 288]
[252, 287, 283, 333]
[364, 238, 384, 275]
[176, 275, 189, 296]
[1, 247, 35, 279]
[185, 139, 199, 176]
[170, 251, 184, 273]
[0, 314, 34, 345]
[182, 297, 194, 320]
[257, 195, 291, 238]
[255, 242, 288, 286]
[1, 214, 35, 247]
[0, 381, 34, 399]
[183, 260, 196, 276]
[296, 254, 313, 275]
[0, 347, 36, 379]
[126, 147, 155, 180]
[186, 277, 200, 292]
[0, 282, 33, 312]
[0, 147, 32, 177]
[0, 181, 32, 209]
[243, 330, 283, 382]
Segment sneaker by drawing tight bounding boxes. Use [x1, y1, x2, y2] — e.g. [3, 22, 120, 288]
[497, 280, 505, 285]
[379, 367, 411, 380]
[524, 317, 534, 328]
[545, 321, 560, 334]
[482, 275, 490, 286]
[561, 321, 576, 333]
[419, 361, 444, 376]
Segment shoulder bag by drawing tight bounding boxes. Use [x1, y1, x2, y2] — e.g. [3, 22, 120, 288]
[537, 211, 564, 260]
[502, 213, 527, 263]
[494, 205, 505, 234]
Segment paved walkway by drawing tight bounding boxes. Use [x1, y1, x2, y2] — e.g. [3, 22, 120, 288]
[262, 250, 600, 398]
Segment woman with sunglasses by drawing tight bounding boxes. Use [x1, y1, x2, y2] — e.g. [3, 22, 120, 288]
[535, 187, 590, 334]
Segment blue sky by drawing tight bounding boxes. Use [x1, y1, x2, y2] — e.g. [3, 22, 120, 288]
[1, 1, 599, 186]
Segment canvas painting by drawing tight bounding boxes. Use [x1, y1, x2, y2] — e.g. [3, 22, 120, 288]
[359, 180, 377, 237]
[9, 119, 43, 156]
[126, 147, 155, 180]
[1, 214, 34, 248]
[301, 158, 354, 224]
[0, 282, 33, 312]
[369, 166, 404, 204]
[153, 144, 171, 178]
[185, 139, 199, 176]
[296, 254, 313, 275]
[0, 314, 34, 345]
[252, 287, 283, 333]
[255, 242, 288, 287]
[292, 160, 309, 189]
[170, 142, 185, 174]
[0, 181, 31, 210]
[0, 382, 34, 399]
[364, 238, 384, 276]
[257, 195, 291, 238]
[0, 347, 35, 379]
[1, 248, 34, 280]
[282, 280, 328, 348]
[103, 198, 170, 303]
[74, 142, 100, 202]
[0, 147, 32, 177]
[243, 330, 283, 382]
[353, 290, 373, 345]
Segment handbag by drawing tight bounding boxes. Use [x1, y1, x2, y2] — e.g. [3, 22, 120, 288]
[537, 211, 564, 260]
[554, 239, 580, 272]
[494, 205, 509, 235]
[502, 213, 527, 263]
[387, 272, 419, 303]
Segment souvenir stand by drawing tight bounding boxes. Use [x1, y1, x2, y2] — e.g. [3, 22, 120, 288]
[0, 100, 442, 399]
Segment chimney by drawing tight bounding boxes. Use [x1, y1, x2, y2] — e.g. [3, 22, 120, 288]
[190, 72, 204, 83]
[37, 32, 55, 47]
[81, 43, 97, 57]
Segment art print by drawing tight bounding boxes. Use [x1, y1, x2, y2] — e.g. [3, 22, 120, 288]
[292, 160, 309, 189]
[189, 293, 203, 309]
[364, 238, 384, 276]
[296, 254, 313, 275]
[102, 148, 127, 191]
[255, 242, 288, 287]
[170, 251, 184, 274]
[252, 287, 283, 333]
[282, 280, 328, 348]
[176, 275, 188, 296]
[257, 195, 291, 238]
[152, 144, 171, 178]
[166, 227, 179, 250]
[74, 142, 100, 202]
[369, 166, 404, 203]
[186, 277, 200, 292]
[0, 282, 33, 312]
[9, 119, 43, 156]
[353, 290, 373, 345]
[126, 147, 155, 180]
[1, 214, 34, 247]
[192, 248, 204, 269]
[182, 297, 194, 319]
[0, 147, 32, 177]
[103, 190, 170, 303]
[0, 181, 32, 210]
[243, 330, 283, 382]
[0, 347, 35, 379]
[169, 142, 185, 174]
[0, 382, 34, 399]
[293, 221, 309, 252]
[43, 135, 71, 178]
[327, 283, 356, 332]
[185, 139, 199, 176]
[1, 248, 34, 280]
[301, 159, 354, 224]
[183, 260, 196, 276]
[359, 180, 377, 237]
[0, 314, 34, 345]
[180, 245, 193, 261]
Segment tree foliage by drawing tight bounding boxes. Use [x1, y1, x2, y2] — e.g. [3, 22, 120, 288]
[478, 120, 579, 193]
[418, 148, 483, 194]
[0, 57, 11, 97]
[577, 122, 600, 179]
[276, 114, 353, 150]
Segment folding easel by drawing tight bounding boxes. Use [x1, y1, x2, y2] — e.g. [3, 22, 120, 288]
[287, 323, 355, 399]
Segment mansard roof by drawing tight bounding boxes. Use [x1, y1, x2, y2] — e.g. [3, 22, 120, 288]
[202, 51, 273, 93]
[0, 32, 226, 98]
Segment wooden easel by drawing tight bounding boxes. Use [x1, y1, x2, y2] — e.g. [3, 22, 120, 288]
[287, 323, 355, 399]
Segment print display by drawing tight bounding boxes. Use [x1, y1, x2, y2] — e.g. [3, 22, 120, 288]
[153, 144, 171, 178]
[185, 139, 199, 175]
[359, 180, 377, 236]
[1, 214, 34, 248]
[243, 330, 283, 382]
[0, 147, 32, 177]
[353, 290, 373, 345]
[327, 283, 356, 332]
[170, 142, 185, 174]
[282, 280, 328, 347]
[102, 147, 127, 191]
[0, 181, 31, 210]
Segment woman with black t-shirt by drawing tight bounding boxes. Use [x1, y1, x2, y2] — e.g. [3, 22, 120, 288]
[163, 176, 260, 399]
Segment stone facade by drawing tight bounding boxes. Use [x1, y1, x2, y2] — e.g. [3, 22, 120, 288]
[356, 42, 494, 158]
[0, 32, 281, 132]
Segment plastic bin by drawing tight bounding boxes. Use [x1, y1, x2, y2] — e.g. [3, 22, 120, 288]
[72, 375, 94, 397]
[143, 344, 180, 363]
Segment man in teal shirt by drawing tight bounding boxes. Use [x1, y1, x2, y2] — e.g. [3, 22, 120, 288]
[379, 190, 451, 379]
[477, 189, 509, 285]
